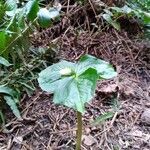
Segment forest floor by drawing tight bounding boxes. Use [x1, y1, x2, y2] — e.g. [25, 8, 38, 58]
[0, 1, 150, 150]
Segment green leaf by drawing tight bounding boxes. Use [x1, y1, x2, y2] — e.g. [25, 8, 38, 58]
[5, 0, 17, 16]
[121, 5, 133, 14]
[0, 31, 6, 52]
[38, 55, 117, 113]
[142, 12, 150, 24]
[37, 8, 59, 28]
[0, 85, 21, 118]
[0, 1, 6, 23]
[6, 15, 18, 32]
[25, 0, 39, 21]
[0, 85, 16, 97]
[103, 13, 121, 30]
[5, 0, 17, 11]
[110, 7, 123, 13]
[104, 9, 113, 16]
[13, 8, 26, 29]
[77, 54, 117, 79]
[54, 68, 98, 113]
[0, 56, 12, 66]
[111, 5, 133, 14]
[38, 60, 75, 92]
[92, 112, 114, 125]
[4, 95, 21, 119]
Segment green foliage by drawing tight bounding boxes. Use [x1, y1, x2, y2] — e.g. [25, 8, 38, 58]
[103, 12, 120, 30]
[0, 58, 21, 122]
[37, 8, 60, 28]
[0, 0, 60, 59]
[38, 54, 117, 149]
[25, 0, 39, 21]
[0, 53, 45, 123]
[127, 0, 150, 12]
[0, 56, 12, 66]
[0, 31, 6, 52]
[0, 0, 6, 24]
[4, 96, 21, 118]
[38, 54, 117, 113]
[0, 0, 60, 124]
[102, 1, 150, 35]
[0, 85, 21, 121]
[92, 112, 114, 125]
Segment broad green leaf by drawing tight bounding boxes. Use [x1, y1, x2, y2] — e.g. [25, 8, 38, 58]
[38, 60, 75, 92]
[0, 56, 12, 66]
[38, 55, 117, 113]
[103, 13, 121, 30]
[37, 8, 59, 28]
[53, 68, 98, 113]
[4, 95, 21, 119]
[77, 54, 117, 79]
[0, 31, 6, 52]
[92, 112, 114, 125]
[75, 69, 98, 109]
[37, 8, 52, 28]
[25, 0, 39, 21]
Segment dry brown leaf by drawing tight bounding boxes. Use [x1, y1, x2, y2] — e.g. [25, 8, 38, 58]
[100, 83, 117, 93]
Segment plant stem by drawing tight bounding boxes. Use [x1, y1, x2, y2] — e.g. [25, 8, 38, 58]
[76, 111, 82, 150]
[0, 110, 5, 125]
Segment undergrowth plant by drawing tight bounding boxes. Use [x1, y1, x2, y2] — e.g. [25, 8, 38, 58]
[102, 1, 150, 34]
[0, 0, 60, 62]
[127, 0, 150, 11]
[38, 54, 117, 150]
[0, 0, 60, 124]
[0, 58, 21, 124]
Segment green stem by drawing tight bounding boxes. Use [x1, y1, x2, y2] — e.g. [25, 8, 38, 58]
[76, 111, 82, 150]
[0, 110, 5, 125]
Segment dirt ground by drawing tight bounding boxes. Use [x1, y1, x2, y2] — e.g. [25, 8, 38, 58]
[0, 1, 150, 150]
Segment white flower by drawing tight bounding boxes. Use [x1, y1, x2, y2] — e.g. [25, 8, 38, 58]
[59, 68, 72, 76]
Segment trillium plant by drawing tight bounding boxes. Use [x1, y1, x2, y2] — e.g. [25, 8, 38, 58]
[38, 54, 117, 150]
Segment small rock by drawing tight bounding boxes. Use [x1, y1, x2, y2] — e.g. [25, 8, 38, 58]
[141, 109, 150, 125]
